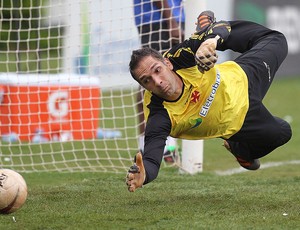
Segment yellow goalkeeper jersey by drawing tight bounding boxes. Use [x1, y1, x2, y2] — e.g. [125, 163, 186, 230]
[143, 60, 249, 140]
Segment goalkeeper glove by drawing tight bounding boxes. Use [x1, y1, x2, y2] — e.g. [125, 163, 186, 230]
[195, 23, 231, 72]
[125, 152, 145, 192]
[194, 12, 231, 72]
[195, 36, 219, 72]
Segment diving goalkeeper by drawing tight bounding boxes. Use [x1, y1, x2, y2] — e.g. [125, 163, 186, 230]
[126, 11, 292, 192]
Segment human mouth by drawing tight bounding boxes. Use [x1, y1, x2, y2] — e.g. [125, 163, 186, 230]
[162, 85, 169, 94]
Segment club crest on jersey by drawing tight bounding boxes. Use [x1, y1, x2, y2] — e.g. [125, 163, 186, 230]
[190, 90, 200, 103]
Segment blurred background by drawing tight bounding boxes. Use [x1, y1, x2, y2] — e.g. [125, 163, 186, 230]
[0, 0, 298, 173]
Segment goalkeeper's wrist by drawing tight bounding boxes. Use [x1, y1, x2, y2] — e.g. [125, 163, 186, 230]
[204, 21, 231, 45]
[204, 34, 222, 45]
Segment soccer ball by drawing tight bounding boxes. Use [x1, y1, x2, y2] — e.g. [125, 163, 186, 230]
[0, 169, 28, 214]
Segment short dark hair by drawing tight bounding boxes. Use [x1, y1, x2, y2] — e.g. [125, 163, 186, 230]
[129, 47, 164, 80]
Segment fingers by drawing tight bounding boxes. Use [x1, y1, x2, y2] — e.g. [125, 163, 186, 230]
[195, 52, 218, 70]
[195, 37, 218, 71]
[126, 163, 139, 191]
[126, 172, 138, 192]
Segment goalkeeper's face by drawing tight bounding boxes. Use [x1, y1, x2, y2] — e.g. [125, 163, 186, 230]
[133, 56, 183, 101]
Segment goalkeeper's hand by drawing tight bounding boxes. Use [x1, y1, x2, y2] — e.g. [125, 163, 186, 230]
[125, 152, 145, 192]
[195, 35, 219, 72]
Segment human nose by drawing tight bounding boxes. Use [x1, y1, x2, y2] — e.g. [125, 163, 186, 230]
[153, 75, 163, 86]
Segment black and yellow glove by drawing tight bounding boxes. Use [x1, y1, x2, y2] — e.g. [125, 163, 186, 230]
[194, 11, 231, 72]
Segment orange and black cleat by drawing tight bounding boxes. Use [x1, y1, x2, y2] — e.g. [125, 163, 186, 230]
[223, 140, 260, 170]
[195, 10, 216, 33]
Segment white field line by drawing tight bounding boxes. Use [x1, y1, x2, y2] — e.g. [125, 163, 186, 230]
[215, 160, 300, 176]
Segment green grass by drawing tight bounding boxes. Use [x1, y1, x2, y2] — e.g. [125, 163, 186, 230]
[1, 168, 299, 229]
[0, 77, 300, 229]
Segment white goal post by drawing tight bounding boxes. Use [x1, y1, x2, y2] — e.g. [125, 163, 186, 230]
[0, 0, 205, 174]
[180, 0, 206, 174]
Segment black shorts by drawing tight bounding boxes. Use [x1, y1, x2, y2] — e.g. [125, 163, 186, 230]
[222, 21, 292, 160]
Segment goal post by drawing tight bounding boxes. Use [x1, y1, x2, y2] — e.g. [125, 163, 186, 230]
[0, 0, 205, 174]
[179, 0, 206, 174]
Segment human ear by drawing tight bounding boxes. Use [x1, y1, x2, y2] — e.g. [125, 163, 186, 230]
[164, 58, 173, 70]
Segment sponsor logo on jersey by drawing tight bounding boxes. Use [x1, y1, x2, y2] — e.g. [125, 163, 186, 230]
[199, 70, 220, 117]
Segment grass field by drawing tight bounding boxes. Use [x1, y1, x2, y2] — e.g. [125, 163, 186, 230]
[1, 77, 300, 229]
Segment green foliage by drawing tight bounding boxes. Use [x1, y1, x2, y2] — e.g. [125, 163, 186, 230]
[0, 0, 63, 72]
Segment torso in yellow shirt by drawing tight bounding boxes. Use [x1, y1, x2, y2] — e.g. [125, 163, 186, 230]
[144, 61, 249, 140]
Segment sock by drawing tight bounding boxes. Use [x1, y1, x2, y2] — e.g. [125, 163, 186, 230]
[164, 136, 177, 153]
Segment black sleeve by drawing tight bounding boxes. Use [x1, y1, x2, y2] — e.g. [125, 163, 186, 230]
[164, 20, 233, 71]
[217, 20, 277, 53]
[164, 33, 206, 71]
[142, 96, 172, 184]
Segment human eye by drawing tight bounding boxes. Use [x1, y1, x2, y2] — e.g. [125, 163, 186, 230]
[142, 77, 150, 85]
[155, 66, 161, 73]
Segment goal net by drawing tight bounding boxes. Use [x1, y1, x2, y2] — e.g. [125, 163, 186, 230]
[0, 0, 203, 173]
